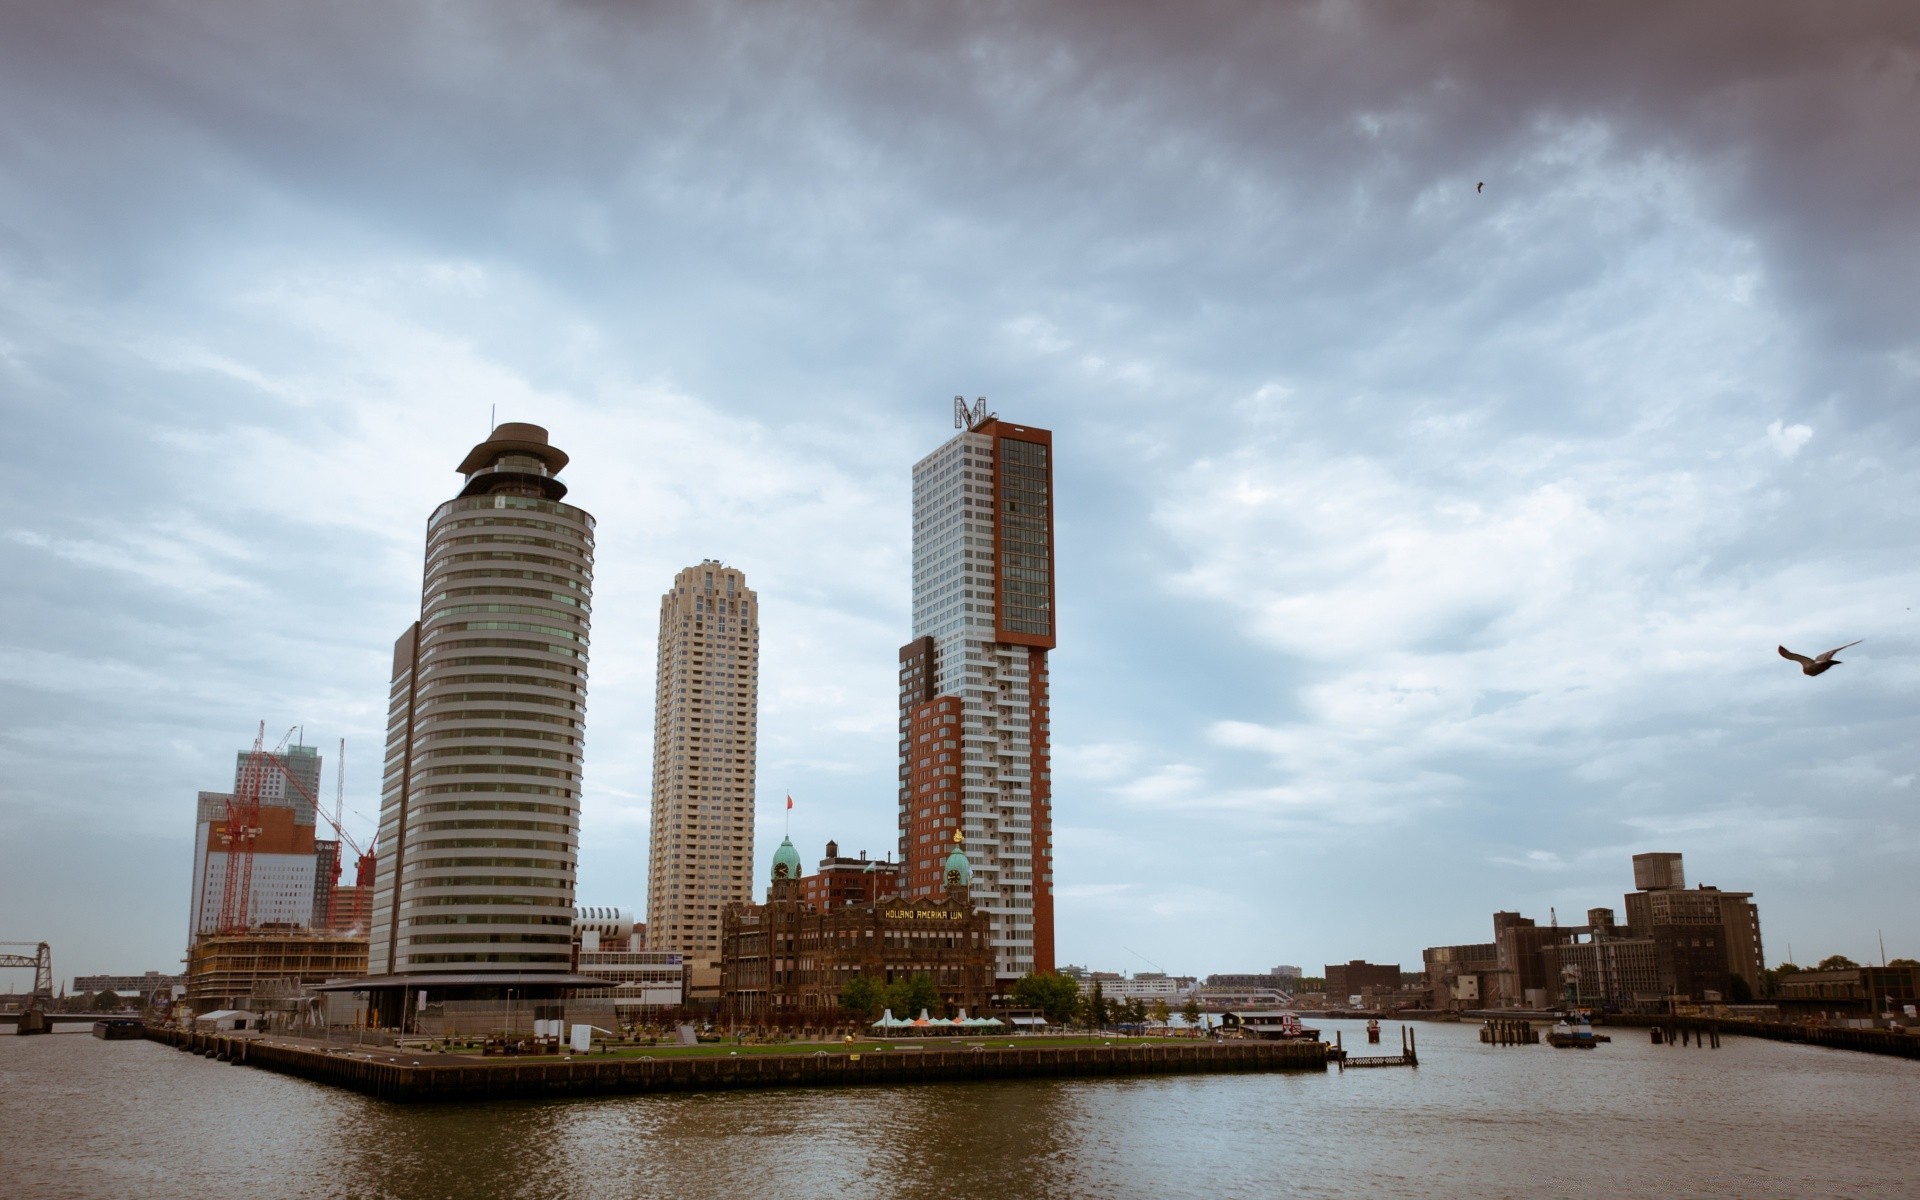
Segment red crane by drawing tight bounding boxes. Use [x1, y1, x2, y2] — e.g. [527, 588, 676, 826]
[213, 725, 375, 935]
[214, 722, 275, 934]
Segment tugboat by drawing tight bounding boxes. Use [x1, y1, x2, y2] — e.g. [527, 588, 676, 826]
[1366, 1018, 1381, 1044]
[1547, 1013, 1599, 1049]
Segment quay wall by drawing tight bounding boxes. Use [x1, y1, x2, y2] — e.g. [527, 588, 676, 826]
[1600, 1014, 1920, 1060]
[144, 1026, 1329, 1103]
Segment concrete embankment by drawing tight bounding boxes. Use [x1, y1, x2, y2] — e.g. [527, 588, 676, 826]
[145, 1026, 1330, 1103]
[1601, 1014, 1920, 1060]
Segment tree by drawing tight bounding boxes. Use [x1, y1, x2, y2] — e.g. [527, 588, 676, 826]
[881, 973, 941, 1019]
[1818, 955, 1859, 970]
[1181, 996, 1203, 1030]
[1125, 998, 1148, 1026]
[839, 975, 879, 1021]
[1011, 971, 1082, 1026]
[1889, 958, 1918, 968]
[1149, 999, 1171, 1026]
[92, 990, 122, 1012]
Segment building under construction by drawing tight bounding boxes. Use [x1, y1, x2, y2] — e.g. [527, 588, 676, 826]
[183, 726, 375, 1014]
[185, 925, 368, 1011]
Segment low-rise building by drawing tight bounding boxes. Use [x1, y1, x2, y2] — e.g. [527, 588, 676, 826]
[1776, 966, 1920, 1021]
[1077, 972, 1190, 1003]
[185, 926, 367, 1011]
[1421, 943, 1498, 1009]
[721, 834, 991, 1023]
[1326, 960, 1401, 1003]
[73, 972, 184, 1002]
[799, 841, 905, 912]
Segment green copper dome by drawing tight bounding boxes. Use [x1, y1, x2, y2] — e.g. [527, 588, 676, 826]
[771, 836, 803, 882]
[943, 833, 972, 887]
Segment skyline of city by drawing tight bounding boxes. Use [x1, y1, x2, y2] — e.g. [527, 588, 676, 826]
[4, 3, 1918, 987]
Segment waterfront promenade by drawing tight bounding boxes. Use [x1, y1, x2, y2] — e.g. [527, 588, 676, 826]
[146, 1024, 1332, 1102]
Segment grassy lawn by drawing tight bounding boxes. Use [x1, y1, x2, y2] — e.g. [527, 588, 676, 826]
[410, 1035, 1208, 1061]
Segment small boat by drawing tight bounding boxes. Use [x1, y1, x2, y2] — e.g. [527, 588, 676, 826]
[1366, 1018, 1381, 1044]
[1546, 1015, 1599, 1049]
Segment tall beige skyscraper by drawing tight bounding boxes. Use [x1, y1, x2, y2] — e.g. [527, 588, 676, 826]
[647, 560, 759, 957]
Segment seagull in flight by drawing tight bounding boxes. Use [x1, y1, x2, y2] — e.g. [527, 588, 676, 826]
[1477, 181, 1484, 193]
[1778, 640, 1862, 676]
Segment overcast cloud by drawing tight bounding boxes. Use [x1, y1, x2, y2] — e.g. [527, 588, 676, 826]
[2, 1, 1917, 984]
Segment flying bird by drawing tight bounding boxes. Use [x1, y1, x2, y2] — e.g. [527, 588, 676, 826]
[1778, 640, 1862, 676]
[1476, 181, 1484, 193]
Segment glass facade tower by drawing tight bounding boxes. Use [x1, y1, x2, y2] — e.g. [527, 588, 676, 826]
[368, 423, 593, 979]
[899, 414, 1056, 984]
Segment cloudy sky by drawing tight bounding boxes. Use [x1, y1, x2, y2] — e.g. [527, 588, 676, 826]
[3, 2, 1917, 985]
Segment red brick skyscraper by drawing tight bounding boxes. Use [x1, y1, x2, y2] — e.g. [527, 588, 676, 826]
[899, 402, 1056, 984]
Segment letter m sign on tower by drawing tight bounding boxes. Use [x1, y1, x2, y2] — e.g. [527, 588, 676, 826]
[954, 396, 994, 430]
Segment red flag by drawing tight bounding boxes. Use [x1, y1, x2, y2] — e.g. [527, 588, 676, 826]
[786, 793, 794, 810]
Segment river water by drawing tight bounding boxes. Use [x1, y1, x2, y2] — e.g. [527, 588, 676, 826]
[4, 1019, 1916, 1199]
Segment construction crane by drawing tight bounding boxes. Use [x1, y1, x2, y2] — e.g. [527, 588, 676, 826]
[214, 722, 275, 934]
[277, 735, 374, 927]
[211, 725, 375, 935]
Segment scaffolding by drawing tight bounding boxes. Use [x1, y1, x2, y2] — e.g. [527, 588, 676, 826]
[186, 926, 367, 1011]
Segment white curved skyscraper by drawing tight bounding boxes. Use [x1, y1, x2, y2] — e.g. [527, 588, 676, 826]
[368, 422, 593, 983]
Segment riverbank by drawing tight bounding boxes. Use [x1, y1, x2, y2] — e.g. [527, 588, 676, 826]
[145, 1025, 1332, 1102]
[1598, 1013, 1920, 1060]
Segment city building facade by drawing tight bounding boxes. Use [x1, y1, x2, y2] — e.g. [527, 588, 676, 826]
[1076, 972, 1191, 1003]
[1326, 960, 1402, 1002]
[647, 561, 759, 958]
[1421, 943, 1500, 1009]
[189, 743, 325, 939]
[1424, 853, 1769, 1011]
[73, 972, 184, 1002]
[721, 835, 992, 1022]
[186, 927, 368, 1010]
[1776, 965, 1919, 1021]
[898, 404, 1057, 986]
[368, 422, 593, 983]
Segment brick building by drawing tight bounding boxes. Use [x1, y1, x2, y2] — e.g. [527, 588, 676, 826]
[721, 834, 991, 1024]
[1325, 960, 1401, 1002]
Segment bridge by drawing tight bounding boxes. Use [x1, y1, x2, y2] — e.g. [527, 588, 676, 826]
[2, 942, 55, 1034]
[0, 1012, 107, 1028]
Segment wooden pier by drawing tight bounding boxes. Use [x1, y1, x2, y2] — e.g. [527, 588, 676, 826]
[142, 1025, 1337, 1102]
[1337, 1025, 1417, 1069]
[1480, 1018, 1538, 1046]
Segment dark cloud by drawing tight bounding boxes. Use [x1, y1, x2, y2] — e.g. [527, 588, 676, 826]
[3, 1, 1917, 978]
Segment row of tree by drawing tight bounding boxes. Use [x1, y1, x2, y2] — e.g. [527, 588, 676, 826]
[839, 973, 944, 1021]
[838, 971, 1217, 1030]
[1010, 973, 1206, 1029]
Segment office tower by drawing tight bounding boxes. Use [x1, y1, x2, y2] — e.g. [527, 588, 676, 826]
[367, 423, 593, 980]
[647, 561, 760, 958]
[898, 403, 1056, 984]
[188, 742, 324, 939]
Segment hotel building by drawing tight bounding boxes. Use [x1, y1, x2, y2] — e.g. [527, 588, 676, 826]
[646, 561, 759, 957]
[898, 404, 1056, 985]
